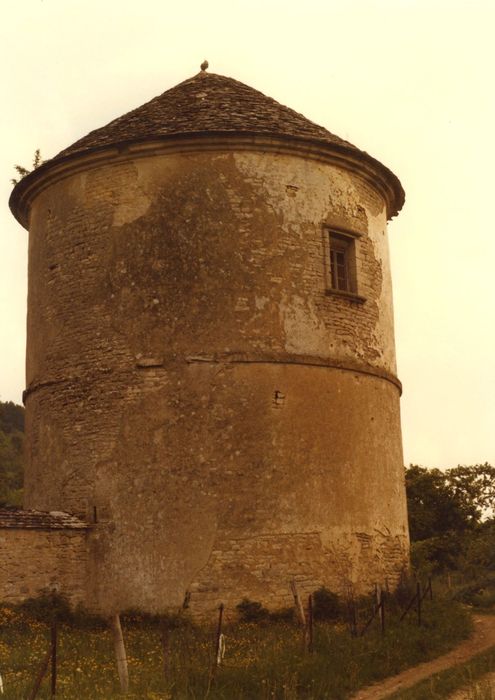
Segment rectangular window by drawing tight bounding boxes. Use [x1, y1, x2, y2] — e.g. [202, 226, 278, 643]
[324, 227, 365, 301]
[330, 240, 351, 291]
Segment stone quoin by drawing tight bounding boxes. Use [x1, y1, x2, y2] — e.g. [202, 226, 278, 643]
[5, 66, 409, 617]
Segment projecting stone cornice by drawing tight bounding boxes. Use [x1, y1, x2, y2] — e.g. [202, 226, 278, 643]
[22, 353, 402, 404]
[9, 133, 405, 230]
[183, 352, 403, 394]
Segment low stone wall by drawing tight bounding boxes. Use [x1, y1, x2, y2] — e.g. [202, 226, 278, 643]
[0, 509, 88, 606]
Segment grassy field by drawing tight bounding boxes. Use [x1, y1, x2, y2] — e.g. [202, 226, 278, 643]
[389, 642, 495, 700]
[0, 597, 472, 699]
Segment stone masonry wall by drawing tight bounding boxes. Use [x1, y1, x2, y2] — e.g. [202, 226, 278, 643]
[188, 530, 408, 620]
[0, 528, 87, 606]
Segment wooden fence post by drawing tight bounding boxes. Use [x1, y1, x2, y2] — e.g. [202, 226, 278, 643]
[307, 594, 314, 653]
[50, 621, 57, 696]
[290, 580, 306, 627]
[110, 613, 129, 694]
[347, 595, 358, 637]
[161, 619, 170, 680]
[214, 603, 224, 668]
[416, 582, 422, 626]
[206, 603, 225, 697]
[380, 590, 385, 635]
[28, 649, 51, 700]
[290, 580, 309, 652]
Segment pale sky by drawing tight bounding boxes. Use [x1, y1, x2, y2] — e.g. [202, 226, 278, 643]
[1, 0, 494, 469]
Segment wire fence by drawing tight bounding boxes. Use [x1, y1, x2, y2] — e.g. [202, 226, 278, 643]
[1, 577, 435, 698]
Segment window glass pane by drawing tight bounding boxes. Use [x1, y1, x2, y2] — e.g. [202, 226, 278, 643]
[330, 238, 350, 291]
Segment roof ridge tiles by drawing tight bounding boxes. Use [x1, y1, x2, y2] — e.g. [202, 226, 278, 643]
[0, 507, 88, 530]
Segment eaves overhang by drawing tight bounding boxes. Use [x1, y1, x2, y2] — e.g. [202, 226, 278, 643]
[9, 131, 405, 230]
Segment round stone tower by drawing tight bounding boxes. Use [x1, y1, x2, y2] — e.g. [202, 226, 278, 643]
[10, 68, 409, 616]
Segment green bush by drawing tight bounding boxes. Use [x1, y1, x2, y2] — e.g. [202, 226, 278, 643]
[392, 571, 418, 608]
[452, 573, 495, 608]
[312, 586, 342, 621]
[267, 606, 294, 622]
[236, 598, 269, 623]
[13, 592, 109, 629]
[17, 590, 73, 624]
[121, 609, 192, 630]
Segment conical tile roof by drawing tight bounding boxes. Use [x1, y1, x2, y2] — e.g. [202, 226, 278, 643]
[56, 71, 359, 159]
[10, 69, 405, 227]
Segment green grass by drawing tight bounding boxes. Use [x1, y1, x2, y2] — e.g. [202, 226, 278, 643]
[0, 598, 473, 699]
[388, 643, 495, 699]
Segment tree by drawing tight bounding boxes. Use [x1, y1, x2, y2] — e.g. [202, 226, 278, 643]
[406, 465, 465, 541]
[406, 463, 495, 579]
[0, 401, 24, 434]
[405, 464, 495, 543]
[10, 149, 43, 185]
[445, 464, 495, 521]
[0, 401, 24, 507]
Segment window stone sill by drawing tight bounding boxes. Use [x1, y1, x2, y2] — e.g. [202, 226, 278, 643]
[325, 289, 367, 304]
